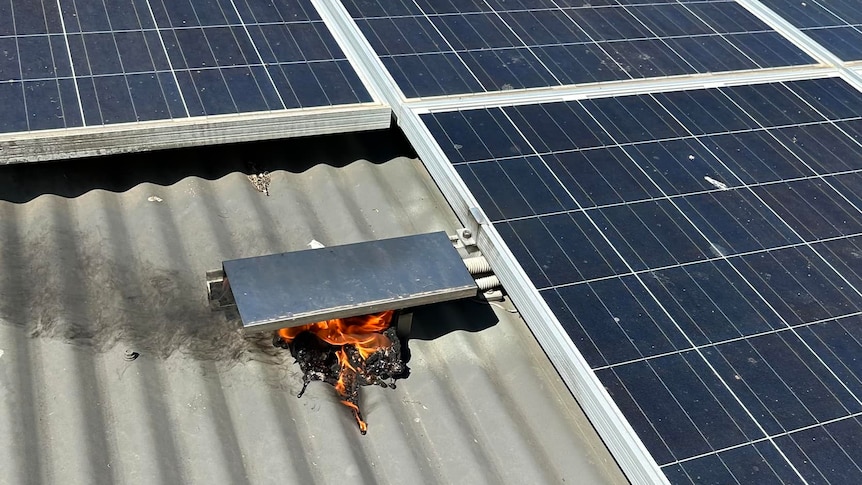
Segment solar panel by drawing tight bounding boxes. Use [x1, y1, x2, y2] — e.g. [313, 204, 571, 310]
[340, 0, 816, 98]
[759, 0, 862, 61]
[420, 76, 862, 483]
[6, 0, 862, 482]
[0, 0, 389, 162]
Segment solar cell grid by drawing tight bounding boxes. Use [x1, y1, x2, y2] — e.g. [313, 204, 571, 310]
[0, 0, 373, 136]
[422, 76, 862, 483]
[814, 233, 862, 290]
[760, 0, 862, 61]
[342, 0, 815, 98]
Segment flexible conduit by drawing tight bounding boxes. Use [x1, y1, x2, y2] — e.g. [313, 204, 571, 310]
[463, 256, 492, 275]
[475, 275, 501, 292]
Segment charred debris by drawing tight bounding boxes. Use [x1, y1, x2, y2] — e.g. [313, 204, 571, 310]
[274, 310, 408, 434]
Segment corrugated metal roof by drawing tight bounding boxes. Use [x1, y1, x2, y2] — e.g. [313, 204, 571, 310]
[0, 130, 627, 485]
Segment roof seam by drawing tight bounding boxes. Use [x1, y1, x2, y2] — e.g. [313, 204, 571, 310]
[407, 65, 839, 113]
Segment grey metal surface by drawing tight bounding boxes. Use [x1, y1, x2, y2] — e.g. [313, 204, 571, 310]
[0, 106, 392, 165]
[224, 232, 477, 332]
[0, 130, 627, 485]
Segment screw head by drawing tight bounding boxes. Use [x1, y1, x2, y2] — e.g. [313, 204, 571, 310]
[462, 229, 473, 239]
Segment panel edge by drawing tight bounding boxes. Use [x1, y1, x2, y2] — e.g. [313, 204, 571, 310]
[0, 104, 391, 164]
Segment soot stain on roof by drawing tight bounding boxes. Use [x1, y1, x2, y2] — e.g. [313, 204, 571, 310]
[0, 232, 283, 365]
[0, 129, 417, 367]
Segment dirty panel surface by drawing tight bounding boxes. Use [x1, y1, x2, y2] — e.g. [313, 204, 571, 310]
[341, 0, 814, 97]
[424, 77, 862, 484]
[0, 0, 372, 133]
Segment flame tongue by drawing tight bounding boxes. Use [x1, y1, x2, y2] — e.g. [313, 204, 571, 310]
[277, 311, 393, 352]
[277, 310, 406, 434]
[335, 348, 367, 433]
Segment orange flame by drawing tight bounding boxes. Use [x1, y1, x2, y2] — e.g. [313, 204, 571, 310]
[277, 310, 394, 358]
[278, 310, 395, 432]
[335, 348, 367, 433]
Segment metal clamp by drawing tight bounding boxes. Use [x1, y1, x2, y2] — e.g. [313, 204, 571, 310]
[206, 269, 236, 310]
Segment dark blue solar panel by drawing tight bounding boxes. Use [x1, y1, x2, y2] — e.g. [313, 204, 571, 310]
[422, 77, 862, 483]
[0, 0, 372, 134]
[598, 351, 764, 463]
[665, 441, 800, 484]
[752, 179, 862, 241]
[775, 415, 862, 484]
[813, 233, 862, 291]
[761, 0, 862, 61]
[642, 260, 783, 345]
[343, 0, 815, 97]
